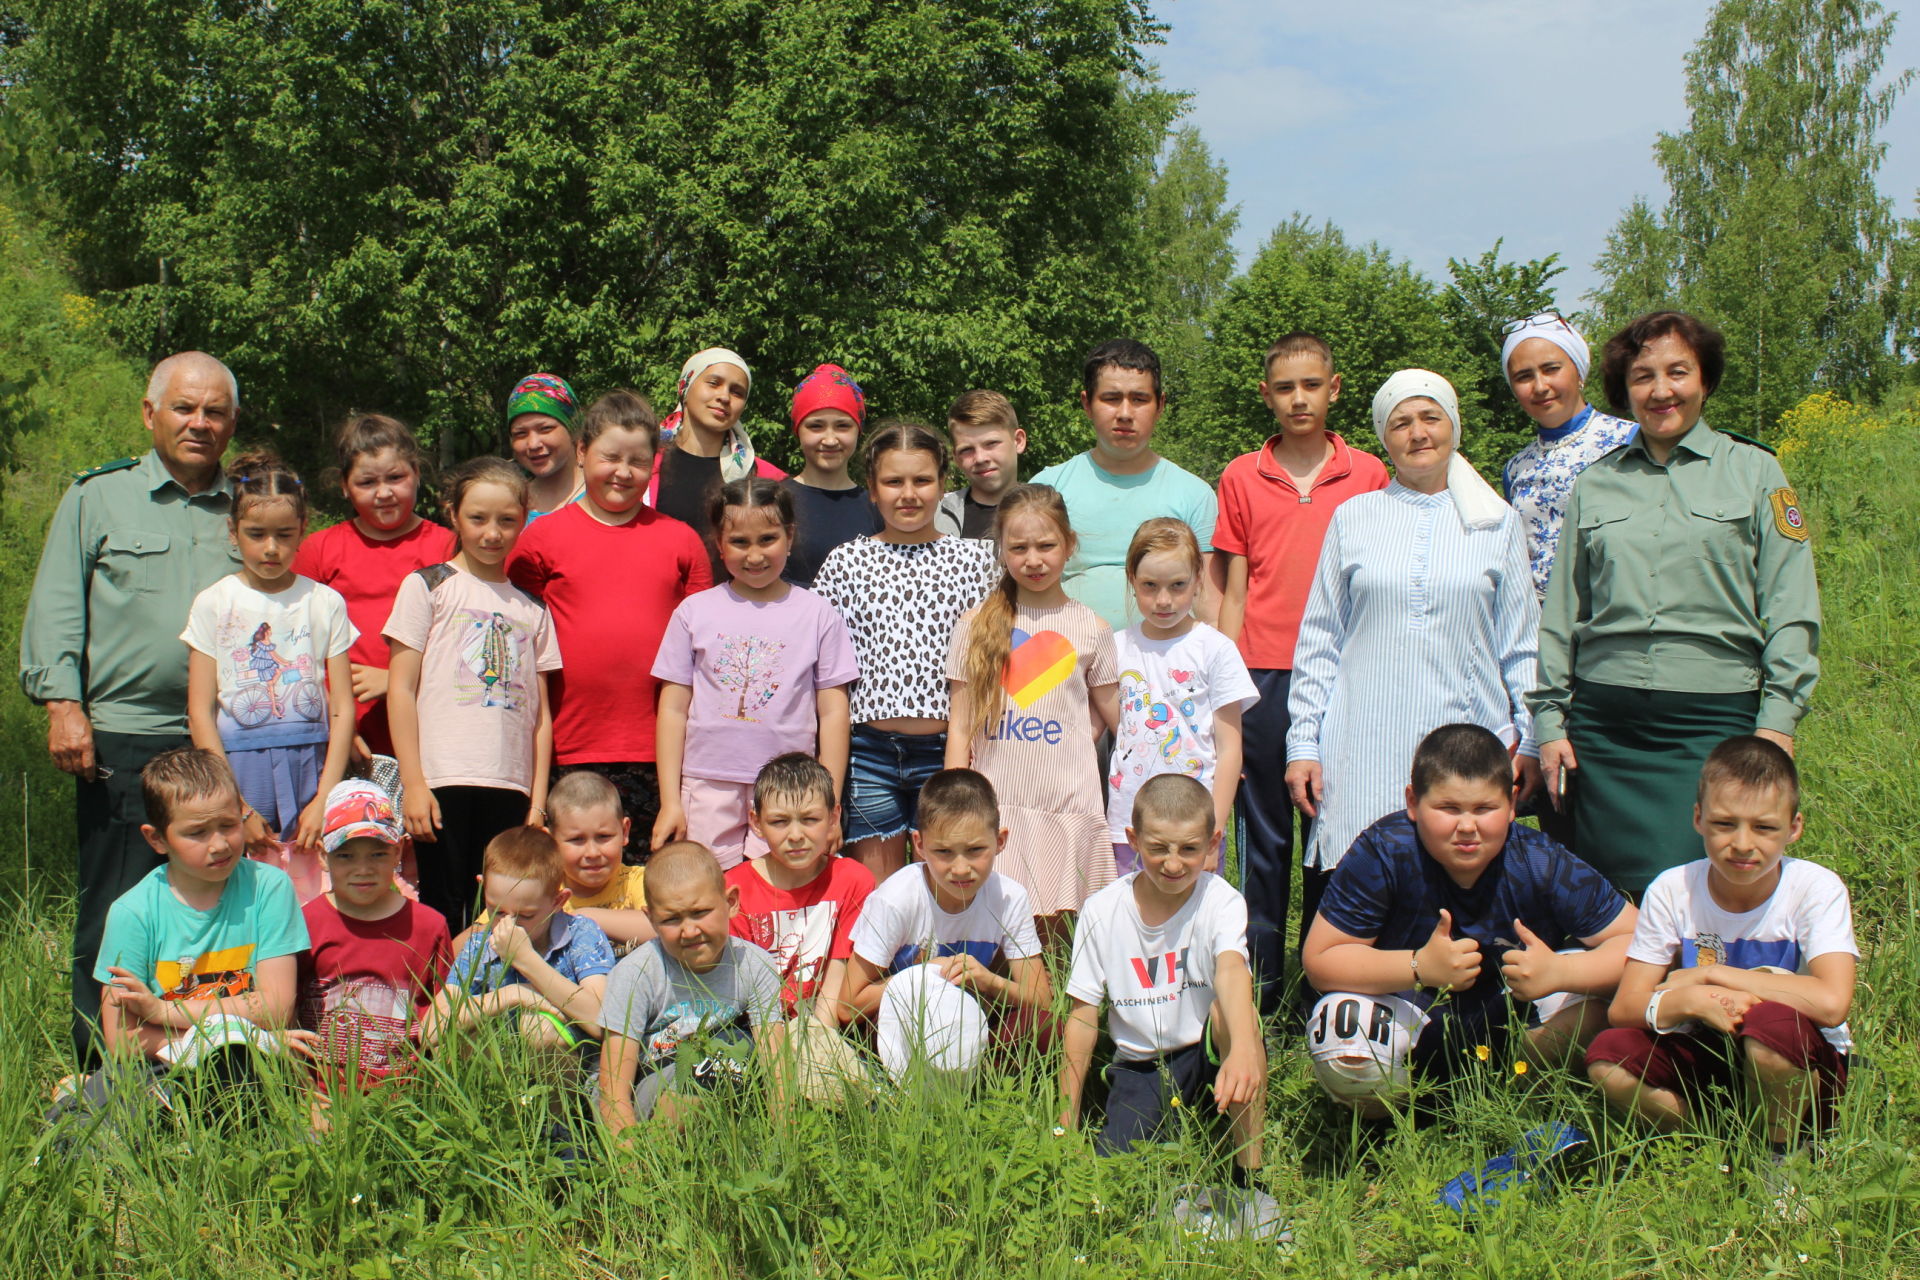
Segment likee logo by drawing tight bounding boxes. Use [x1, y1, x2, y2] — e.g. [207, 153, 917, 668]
[1002, 628, 1076, 708]
[1129, 947, 1191, 990]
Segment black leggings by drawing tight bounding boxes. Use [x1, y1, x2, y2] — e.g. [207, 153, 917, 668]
[420, 785, 528, 931]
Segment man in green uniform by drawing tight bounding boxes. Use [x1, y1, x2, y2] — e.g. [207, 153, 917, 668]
[18, 351, 242, 1062]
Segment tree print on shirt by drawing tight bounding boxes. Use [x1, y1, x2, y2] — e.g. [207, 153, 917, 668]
[712, 633, 787, 721]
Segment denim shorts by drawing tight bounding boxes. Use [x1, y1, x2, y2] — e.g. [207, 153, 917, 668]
[845, 724, 948, 842]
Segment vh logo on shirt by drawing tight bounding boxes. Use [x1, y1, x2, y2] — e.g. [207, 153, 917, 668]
[1114, 946, 1210, 1010]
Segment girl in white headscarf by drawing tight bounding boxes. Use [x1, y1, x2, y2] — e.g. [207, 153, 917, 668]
[647, 347, 787, 541]
[1282, 370, 1543, 882]
[1498, 313, 1638, 600]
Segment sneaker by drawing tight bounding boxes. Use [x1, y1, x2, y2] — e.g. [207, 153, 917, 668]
[1166, 1185, 1296, 1250]
[1437, 1122, 1589, 1215]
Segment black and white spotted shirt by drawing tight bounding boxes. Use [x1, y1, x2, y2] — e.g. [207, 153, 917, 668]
[814, 535, 1001, 724]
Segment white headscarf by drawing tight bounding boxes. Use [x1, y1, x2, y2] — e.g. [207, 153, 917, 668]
[660, 347, 761, 481]
[1371, 369, 1510, 531]
[1500, 313, 1591, 382]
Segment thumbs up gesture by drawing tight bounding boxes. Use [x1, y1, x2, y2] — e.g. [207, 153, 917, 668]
[1499, 919, 1561, 1002]
[1416, 909, 1481, 991]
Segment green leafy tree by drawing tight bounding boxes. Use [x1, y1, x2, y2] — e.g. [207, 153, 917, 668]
[1590, 0, 1912, 432]
[1167, 216, 1481, 483]
[1139, 124, 1238, 416]
[1442, 241, 1565, 475]
[4, 0, 1178, 475]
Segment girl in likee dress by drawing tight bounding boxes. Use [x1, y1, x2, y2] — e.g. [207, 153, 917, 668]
[650, 478, 858, 869]
[385, 457, 562, 931]
[946, 484, 1119, 938]
[184, 450, 358, 901]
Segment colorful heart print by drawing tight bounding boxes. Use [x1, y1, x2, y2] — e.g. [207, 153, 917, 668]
[1002, 627, 1078, 709]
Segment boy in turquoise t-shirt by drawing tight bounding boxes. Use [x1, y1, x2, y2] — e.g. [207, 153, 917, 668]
[92, 748, 309, 1067]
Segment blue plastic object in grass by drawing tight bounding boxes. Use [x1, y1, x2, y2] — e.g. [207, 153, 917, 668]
[1437, 1122, 1589, 1214]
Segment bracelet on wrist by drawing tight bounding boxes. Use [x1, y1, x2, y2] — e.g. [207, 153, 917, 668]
[1645, 988, 1671, 1034]
[1410, 949, 1424, 989]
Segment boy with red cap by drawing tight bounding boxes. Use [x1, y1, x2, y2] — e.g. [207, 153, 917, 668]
[781, 363, 882, 587]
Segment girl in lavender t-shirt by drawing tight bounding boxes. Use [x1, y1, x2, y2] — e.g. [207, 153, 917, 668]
[651, 479, 859, 868]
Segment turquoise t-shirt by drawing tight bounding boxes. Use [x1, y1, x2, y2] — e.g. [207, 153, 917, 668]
[1029, 453, 1218, 631]
[93, 857, 309, 1002]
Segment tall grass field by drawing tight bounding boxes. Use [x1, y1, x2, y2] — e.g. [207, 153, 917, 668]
[3, 203, 1919, 1274]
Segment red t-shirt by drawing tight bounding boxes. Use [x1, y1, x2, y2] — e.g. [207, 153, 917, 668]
[291, 518, 458, 752]
[297, 896, 452, 1088]
[506, 503, 712, 764]
[1213, 432, 1390, 669]
[726, 856, 875, 1012]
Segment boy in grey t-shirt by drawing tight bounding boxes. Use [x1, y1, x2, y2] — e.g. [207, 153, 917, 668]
[598, 843, 782, 1130]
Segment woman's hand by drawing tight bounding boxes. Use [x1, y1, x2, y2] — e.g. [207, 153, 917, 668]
[1539, 739, 1578, 812]
[1284, 760, 1323, 817]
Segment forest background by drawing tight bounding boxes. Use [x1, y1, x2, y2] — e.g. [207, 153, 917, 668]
[0, 1, 1918, 1275]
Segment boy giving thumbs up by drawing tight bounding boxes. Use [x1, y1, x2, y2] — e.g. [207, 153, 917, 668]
[1300, 725, 1637, 1115]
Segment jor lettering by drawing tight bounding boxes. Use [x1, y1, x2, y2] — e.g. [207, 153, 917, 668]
[987, 708, 1065, 744]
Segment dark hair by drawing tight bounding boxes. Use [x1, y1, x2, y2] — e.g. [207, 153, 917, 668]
[1697, 735, 1800, 812]
[1600, 311, 1726, 418]
[482, 825, 564, 894]
[862, 419, 952, 481]
[142, 747, 240, 829]
[579, 390, 660, 453]
[752, 752, 836, 813]
[1132, 773, 1214, 834]
[331, 413, 428, 486]
[440, 456, 529, 521]
[1263, 332, 1336, 377]
[916, 768, 1000, 834]
[1409, 724, 1514, 798]
[227, 447, 307, 526]
[1081, 338, 1163, 399]
[708, 476, 794, 557]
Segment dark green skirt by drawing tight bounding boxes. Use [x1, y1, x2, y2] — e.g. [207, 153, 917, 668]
[1567, 681, 1760, 898]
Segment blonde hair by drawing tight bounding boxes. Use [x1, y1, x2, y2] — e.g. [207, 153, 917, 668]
[546, 770, 622, 825]
[958, 484, 1076, 744]
[946, 389, 1019, 437]
[1124, 516, 1204, 586]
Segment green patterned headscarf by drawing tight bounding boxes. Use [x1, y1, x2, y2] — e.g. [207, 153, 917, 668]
[505, 372, 580, 430]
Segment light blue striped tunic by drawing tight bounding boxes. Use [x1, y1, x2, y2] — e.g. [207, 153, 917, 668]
[1286, 482, 1541, 870]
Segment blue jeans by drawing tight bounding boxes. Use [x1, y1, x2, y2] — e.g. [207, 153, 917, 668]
[845, 725, 948, 842]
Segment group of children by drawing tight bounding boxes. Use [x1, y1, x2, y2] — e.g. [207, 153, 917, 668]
[67, 335, 1859, 1216]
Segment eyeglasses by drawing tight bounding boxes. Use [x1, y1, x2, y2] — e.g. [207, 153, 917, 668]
[1501, 309, 1572, 337]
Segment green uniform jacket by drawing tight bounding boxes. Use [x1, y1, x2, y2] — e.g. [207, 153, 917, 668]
[1528, 421, 1820, 743]
[18, 450, 238, 735]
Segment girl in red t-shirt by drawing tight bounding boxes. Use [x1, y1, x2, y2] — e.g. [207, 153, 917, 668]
[508, 391, 712, 866]
[293, 414, 456, 758]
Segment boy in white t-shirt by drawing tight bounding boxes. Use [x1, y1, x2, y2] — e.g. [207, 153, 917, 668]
[1059, 775, 1265, 1193]
[1586, 736, 1857, 1165]
[844, 769, 1052, 1081]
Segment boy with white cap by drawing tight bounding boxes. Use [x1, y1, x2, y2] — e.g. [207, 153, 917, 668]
[298, 777, 452, 1096]
[1302, 725, 1635, 1115]
[1498, 312, 1638, 602]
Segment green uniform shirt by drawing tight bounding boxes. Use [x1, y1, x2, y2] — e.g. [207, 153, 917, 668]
[18, 450, 238, 734]
[1529, 420, 1820, 743]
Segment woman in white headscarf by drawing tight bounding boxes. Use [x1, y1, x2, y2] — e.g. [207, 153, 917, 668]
[1498, 312, 1639, 601]
[1284, 370, 1542, 888]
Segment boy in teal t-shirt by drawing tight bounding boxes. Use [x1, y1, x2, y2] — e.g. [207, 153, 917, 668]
[92, 749, 309, 1066]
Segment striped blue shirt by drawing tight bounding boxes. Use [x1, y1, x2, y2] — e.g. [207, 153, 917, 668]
[1286, 482, 1540, 870]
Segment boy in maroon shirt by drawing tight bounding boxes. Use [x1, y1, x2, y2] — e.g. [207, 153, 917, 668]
[1212, 333, 1389, 1021]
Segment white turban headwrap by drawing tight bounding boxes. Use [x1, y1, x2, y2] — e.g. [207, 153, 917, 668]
[1371, 369, 1510, 532]
[1500, 313, 1591, 382]
[661, 347, 760, 482]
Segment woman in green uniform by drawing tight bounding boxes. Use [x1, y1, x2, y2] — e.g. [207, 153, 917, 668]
[1528, 311, 1820, 897]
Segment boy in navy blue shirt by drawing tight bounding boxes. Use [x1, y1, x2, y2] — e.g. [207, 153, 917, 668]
[1301, 724, 1636, 1114]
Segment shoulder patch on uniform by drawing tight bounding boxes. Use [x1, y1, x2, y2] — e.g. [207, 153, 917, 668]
[1722, 431, 1777, 456]
[414, 563, 458, 591]
[72, 457, 138, 483]
[1768, 488, 1809, 542]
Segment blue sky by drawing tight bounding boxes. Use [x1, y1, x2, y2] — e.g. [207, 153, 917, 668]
[1149, 1, 1920, 307]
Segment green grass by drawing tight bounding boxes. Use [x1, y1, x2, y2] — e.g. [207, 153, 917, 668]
[2, 185, 1918, 1274]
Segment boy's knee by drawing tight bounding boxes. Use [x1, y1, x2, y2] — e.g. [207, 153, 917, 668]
[1742, 1036, 1797, 1078]
[1305, 992, 1421, 1109]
